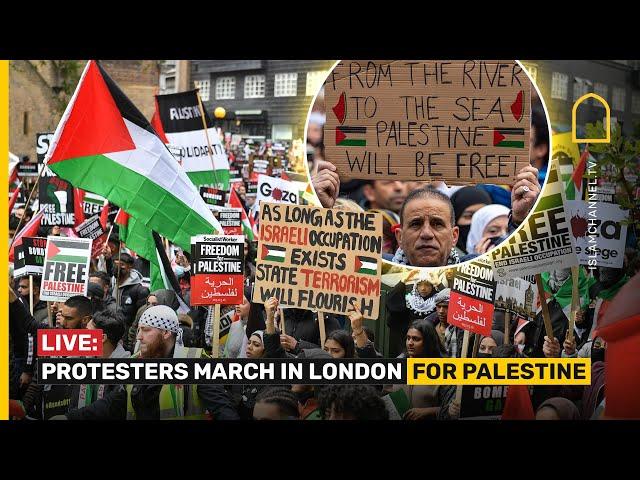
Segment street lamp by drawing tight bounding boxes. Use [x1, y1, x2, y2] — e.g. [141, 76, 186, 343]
[214, 107, 226, 119]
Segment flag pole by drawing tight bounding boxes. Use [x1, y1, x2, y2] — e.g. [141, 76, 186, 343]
[318, 311, 327, 349]
[29, 275, 34, 316]
[9, 165, 45, 251]
[212, 304, 220, 359]
[195, 90, 221, 189]
[535, 273, 554, 341]
[504, 310, 511, 344]
[567, 265, 580, 343]
[454, 329, 471, 406]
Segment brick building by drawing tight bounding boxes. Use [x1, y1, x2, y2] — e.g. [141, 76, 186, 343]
[9, 60, 160, 159]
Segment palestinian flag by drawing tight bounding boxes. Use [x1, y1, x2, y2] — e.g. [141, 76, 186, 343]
[332, 92, 347, 124]
[336, 126, 366, 147]
[229, 188, 254, 241]
[355, 256, 377, 275]
[9, 210, 43, 262]
[46, 238, 90, 263]
[565, 148, 588, 201]
[153, 90, 230, 190]
[261, 244, 286, 263]
[493, 128, 525, 148]
[43, 61, 221, 252]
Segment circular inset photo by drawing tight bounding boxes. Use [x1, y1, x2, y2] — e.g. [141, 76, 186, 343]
[306, 60, 550, 270]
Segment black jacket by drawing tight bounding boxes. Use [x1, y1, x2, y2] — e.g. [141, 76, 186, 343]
[66, 383, 239, 420]
[115, 270, 150, 330]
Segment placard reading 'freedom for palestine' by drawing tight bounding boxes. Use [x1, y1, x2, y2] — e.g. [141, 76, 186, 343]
[252, 202, 383, 319]
[190, 235, 244, 305]
[491, 160, 579, 279]
[324, 60, 531, 184]
[448, 257, 496, 336]
[40, 237, 92, 302]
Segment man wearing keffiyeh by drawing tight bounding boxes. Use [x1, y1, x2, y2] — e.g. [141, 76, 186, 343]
[137, 305, 184, 359]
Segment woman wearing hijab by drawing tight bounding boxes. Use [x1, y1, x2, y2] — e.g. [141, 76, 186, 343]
[450, 186, 492, 255]
[477, 330, 505, 357]
[466, 204, 510, 255]
[535, 397, 581, 420]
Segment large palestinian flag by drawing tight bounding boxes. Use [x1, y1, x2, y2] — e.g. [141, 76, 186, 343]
[44, 61, 222, 251]
[152, 90, 229, 190]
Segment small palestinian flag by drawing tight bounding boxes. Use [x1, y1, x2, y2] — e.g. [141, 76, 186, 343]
[332, 92, 347, 124]
[355, 256, 377, 275]
[47, 238, 90, 263]
[493, 128, 525, 148]
[336, 126, 366, 147]
[261, 244, 286, 263]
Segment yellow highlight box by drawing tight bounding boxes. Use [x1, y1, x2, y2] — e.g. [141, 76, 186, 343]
[407, 358, 591, 386]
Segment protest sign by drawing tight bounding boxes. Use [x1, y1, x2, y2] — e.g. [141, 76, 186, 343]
[460, 385, 532, 420]
[20, 237, 46, 276]
[494, 275, 538, 319]
[256, 174, 299, 205]
[13, 244, 26, 278]
[567, 200, 628, 269]
[324, 60, 531, 183]
[38, 171, 75, 226]
[154, 90, 229, 189]
[213, 208, 243, 235]
[205, 307, 236, 351]
[19, 133, 54, 178]
[449, 257, 496, 336]
[40, 237, 92, 301]
[190, 235, 244, 305]
[74, 215, 107, 259]
[200, 187, 227, 211]
[82, 191, 107, 216]
[252, 202, 383, 318]
[491, 160, 579, 279]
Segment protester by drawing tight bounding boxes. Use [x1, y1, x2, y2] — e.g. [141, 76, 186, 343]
[253, 387, 300, 420]
[319, 385, 389, 420]
[16, 275, 47, 326]
[450, 186, 492, 254]
[55, 296, 93, 330]
[112, 252, 149, 333]
[465, 204, 510, 255]
[64, 305, 239, 420]
[535, 397, 581, 420]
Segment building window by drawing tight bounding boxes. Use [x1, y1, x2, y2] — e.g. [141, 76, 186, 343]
[521, 63, 537, 83]
[23, 112, 29, 135]
[215, 77, 235, 100]
[551, 72, 569, 100]
[306, 70, 328, 96]
[272, 124, 293, 140]
[632, 93, 640, 115]
[194, 80, 211, 101]
[593, 82, 608, 106]
[573, 78, 591, 102]
[274, 73, 298, 97]
[612, 86, 626, 111]
[244, 75, 265, 98]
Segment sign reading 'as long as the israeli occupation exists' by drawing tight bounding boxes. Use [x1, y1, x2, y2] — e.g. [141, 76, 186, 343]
[252, 202, 383, 318]
[323, 60, 531, 184]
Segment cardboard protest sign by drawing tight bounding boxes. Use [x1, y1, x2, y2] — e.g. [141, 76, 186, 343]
[40, 237, 92, 301]
[38, 171, 75, 226]
[567, 200, 628, 269]
[491, 161, 579, 279]
[495, 275, 538, 319]
[256, 174, 299, 205]
[252, 202, 383, 318]
[460, 385, 532, 420]
[213, 208, 243, 236]
[190, 235, 244, 305]
[74, 215, 107, 259]
[20, 237, 46, 276]
[13, 245, 26, 278]
[324, 60, 531, 184]
[448, 257, 496, 336]
[200, 187, 226, 211]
